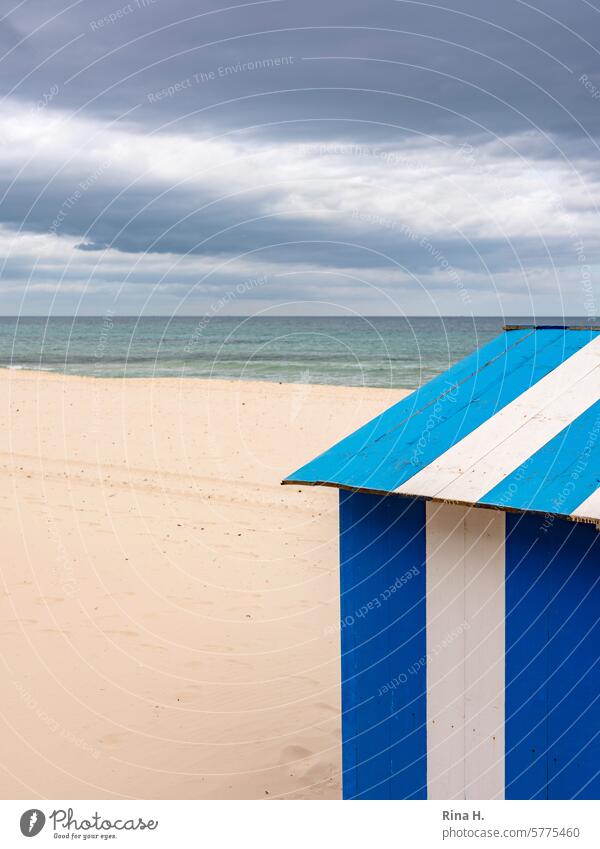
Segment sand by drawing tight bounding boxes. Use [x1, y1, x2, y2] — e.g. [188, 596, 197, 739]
[0, 369, 406, 800]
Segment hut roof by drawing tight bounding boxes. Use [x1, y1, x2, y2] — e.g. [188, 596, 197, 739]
[283, 326, 600, 525]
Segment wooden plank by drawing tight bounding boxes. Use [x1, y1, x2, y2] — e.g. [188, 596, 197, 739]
[505, 511, 550, 799]
[504, 325, 600, 331]
[571, 482, 600, 522]
[351, 493, 396, 799]
[387, 496, 428, 799]
[546, 519, 600, 799]
[284, 328, 533, 490]
[505, 512, 600, 799]
[426, 503, 506, 799]
[426, 502, 468, 799]
[339, 490, 359, 800]
[287, 329, 600, 498]
[334, 329, 564, 493]
[438, 363, 600, 505]
[339, 491, 427, 799]
[480, 400, 600, 518]
[463, 507, 505, 800]
[396, 335, 600, 503]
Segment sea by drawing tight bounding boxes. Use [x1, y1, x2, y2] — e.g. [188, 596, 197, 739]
[0, 316, 590, 390]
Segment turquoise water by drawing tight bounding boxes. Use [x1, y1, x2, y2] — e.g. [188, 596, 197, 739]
[0, 316, 587, 389]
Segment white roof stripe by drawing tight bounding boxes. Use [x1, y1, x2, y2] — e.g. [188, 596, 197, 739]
[394, 334, 600, 504]
[570, 488, 600, 522]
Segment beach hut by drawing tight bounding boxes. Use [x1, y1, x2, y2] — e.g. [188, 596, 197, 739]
[283, 325, 600, 800]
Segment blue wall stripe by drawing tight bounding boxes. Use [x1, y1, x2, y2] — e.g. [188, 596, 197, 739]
[479, 400, 600, 516]
[388, 498, 428, 800]
[339, 491, 359, 800]
[505, 512, 600, 800]
[339, 491, 427, 799]
[547, 522, 600, 800]
[287, 329, 599, 494]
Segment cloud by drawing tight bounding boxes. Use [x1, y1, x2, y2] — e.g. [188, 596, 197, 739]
[5, 0, 600, 142]
[0, 1, 600, 314]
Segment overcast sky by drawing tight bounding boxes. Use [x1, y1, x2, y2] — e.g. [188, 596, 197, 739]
[1, 0, 600, 316]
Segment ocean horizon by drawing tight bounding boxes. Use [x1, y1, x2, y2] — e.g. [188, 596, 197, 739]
[0, 315, 594, 389]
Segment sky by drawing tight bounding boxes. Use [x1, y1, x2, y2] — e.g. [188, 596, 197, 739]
[1, 0, 600, 316]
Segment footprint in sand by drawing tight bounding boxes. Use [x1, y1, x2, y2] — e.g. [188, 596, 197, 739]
[279, 745, 312, 765]
[104, 629, 139, 639]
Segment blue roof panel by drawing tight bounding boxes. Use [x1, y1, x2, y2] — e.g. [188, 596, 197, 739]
[284, 327, 600, 524]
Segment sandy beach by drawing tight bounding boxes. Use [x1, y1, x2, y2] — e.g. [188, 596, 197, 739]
[0, 369, 405, 800]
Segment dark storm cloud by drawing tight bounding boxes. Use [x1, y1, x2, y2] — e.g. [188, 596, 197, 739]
[1, 0, 600, 314]
[1, 154, 597, 281]
[3, 0, 600, 143]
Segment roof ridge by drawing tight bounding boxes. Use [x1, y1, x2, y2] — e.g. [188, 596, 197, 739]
[503, 324, 600, 331]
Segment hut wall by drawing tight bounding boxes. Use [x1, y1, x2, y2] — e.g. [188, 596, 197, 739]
[339, 491, 600, 800]
[505, 511, 600, 800]
[339, 490, 427, 799]
[425, 502, 505, 800]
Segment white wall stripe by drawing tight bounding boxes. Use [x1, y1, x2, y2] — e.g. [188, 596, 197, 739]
[426, 503, 505, 800]
[463, 508, 506, 800]
[396, 335, 600, 504]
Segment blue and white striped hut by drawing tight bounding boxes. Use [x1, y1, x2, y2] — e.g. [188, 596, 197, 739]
[284, 325, 600, 800]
